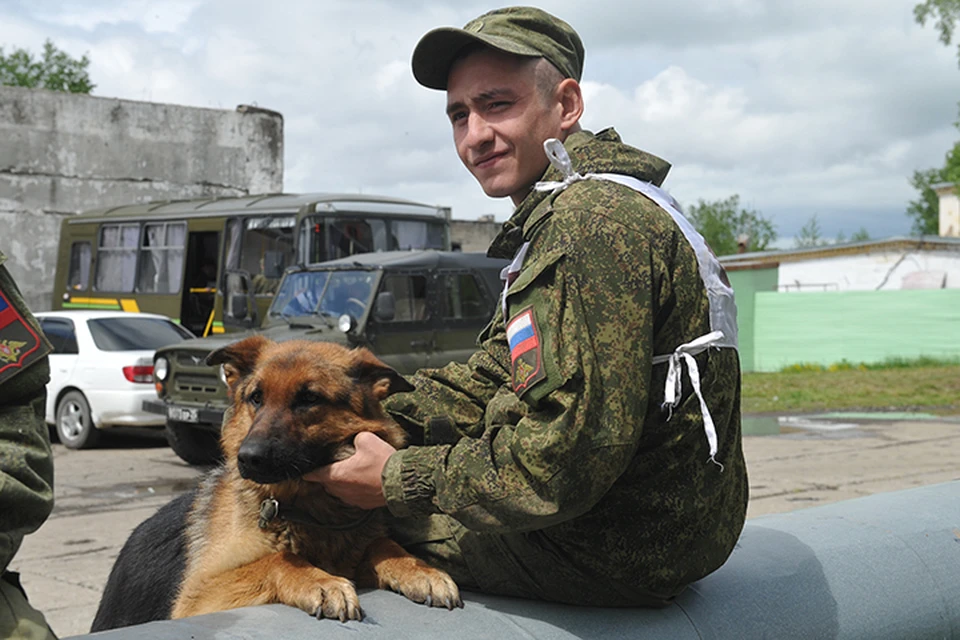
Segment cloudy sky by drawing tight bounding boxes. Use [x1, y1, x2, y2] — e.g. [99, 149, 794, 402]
[3, 0, 958, 244]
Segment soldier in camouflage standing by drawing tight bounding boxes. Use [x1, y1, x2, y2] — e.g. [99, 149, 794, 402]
[0, 251, 57, 639]
[309, 7, 749, 606]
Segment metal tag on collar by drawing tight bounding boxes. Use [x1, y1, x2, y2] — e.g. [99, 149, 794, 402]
[258, 497, 279, 529]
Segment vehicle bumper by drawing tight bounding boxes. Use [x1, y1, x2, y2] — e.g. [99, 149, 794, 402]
[142, 399, 225, 432]
[88, 389, 167, 428]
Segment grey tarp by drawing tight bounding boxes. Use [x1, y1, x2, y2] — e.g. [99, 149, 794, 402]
[75, 480, 960, 640]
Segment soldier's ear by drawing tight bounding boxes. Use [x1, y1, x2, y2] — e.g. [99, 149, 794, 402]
[206, 336, 271, 393]
[348, 347, 415, 400]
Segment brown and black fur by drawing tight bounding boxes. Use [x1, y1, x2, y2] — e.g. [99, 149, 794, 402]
[93, 336, 460, 629]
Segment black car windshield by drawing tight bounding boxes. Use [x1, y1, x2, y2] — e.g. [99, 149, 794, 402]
[270, 270, 376, 318]
[87, 317, 194, 351]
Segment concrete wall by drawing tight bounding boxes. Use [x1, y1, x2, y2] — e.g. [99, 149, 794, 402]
[936, 186, 959, 237]
[753, 289, 960, 371]
[450, 218, 501, 253]
[727, 266, 778, 373]
[777, 248, 960, 291]
[0, 86, 283, 311]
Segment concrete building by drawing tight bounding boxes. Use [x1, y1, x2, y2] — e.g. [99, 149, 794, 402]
[0, 86, 283, 310]
[450, 215, 501, 253]
[934, 182, 960, 237]
[720, 237, 960, 372]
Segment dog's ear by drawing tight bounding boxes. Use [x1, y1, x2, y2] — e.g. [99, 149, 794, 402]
[206, 336, 271, 391]
[349, 347, 415, 400]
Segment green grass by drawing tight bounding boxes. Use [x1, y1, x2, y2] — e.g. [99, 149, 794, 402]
[742, 361, 960, 415]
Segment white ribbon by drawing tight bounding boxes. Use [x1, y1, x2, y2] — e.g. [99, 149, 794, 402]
[652, 331, 726, 470]
[534, 137, 735, 470]
[534, 138, 589, 192]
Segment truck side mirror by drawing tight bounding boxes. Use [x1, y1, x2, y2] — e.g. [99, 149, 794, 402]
[373, 291, 395, 321]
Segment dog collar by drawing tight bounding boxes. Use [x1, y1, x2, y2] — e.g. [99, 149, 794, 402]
[258, 497, 375, 531]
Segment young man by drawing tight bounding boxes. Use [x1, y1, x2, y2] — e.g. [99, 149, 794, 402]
[309, 7, 748, 607]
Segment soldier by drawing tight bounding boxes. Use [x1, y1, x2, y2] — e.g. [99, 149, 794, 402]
[308, 7, 748, 606]
[0, 251, 57, 638]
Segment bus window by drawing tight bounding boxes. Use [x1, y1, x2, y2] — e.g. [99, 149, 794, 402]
[67, 242, 91, 291]
[137, 222, 186, 294]
[95, 223, 139, 292]
[241, 216, 295, 281]
[328, 219, 376, 259]
[391, 220, 446, 251]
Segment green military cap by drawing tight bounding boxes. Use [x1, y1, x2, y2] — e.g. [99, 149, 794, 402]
[412, 6, 584, 90]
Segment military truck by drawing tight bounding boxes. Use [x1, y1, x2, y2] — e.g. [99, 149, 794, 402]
[144, 250, 508, 465]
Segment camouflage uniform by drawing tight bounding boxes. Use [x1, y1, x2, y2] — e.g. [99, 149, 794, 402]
[382, 129, 748, 606]
[0, 251, 57, 639]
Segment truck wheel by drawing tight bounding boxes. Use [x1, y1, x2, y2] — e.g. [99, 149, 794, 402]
[56, 391, 101, 449]
[165, 421, 221, 466]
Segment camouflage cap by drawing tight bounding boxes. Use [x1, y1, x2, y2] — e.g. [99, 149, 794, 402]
[412, 6, 584, 90]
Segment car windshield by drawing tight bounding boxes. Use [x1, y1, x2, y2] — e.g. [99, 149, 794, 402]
[269, 270, 376, 318]
[86, 317, 194, 351]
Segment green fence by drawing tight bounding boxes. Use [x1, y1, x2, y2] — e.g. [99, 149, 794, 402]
[727, 268, 778, 372]
[752, 289, 960, 372]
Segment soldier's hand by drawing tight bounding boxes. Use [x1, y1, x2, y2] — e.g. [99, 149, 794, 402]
[303, 431, 394, 509]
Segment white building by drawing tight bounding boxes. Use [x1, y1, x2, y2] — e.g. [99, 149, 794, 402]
[720, 237, 960, 292]
[934, 182, 960, 238]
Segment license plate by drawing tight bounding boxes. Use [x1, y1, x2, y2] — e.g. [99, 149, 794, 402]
[167, 406, 199, 423]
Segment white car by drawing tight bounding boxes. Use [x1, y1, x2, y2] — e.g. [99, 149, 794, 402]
[34, 310, 194, 449]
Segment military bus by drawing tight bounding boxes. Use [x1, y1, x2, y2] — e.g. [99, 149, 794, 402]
[52, 193, 451, 336]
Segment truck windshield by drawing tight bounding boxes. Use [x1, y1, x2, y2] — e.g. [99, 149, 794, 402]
[269, 270, 376, 319]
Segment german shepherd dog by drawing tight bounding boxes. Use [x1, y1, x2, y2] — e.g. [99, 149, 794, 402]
[91, 336, 460, 630]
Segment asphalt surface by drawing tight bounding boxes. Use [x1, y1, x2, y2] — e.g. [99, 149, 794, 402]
[10, 415, 960, 638]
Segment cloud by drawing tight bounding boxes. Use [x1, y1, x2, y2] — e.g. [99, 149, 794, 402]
[2, 0, 958, 239]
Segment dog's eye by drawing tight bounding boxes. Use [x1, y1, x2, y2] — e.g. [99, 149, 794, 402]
[294, 389, 324, 408]
[248, 389, 264, 409]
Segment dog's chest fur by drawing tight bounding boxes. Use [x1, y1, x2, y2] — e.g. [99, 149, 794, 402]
[185, 465, 385, 580]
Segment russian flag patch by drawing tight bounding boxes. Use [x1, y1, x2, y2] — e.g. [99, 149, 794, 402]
[506, 307, 545, 394]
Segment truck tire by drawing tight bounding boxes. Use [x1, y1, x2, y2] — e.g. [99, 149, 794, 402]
[165, 421, 221, 466]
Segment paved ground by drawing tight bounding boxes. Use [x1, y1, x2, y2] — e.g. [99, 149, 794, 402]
[10, 416, 960, 638]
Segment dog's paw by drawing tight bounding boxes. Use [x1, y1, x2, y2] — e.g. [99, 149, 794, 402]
[392, 566, 463, 610]
[290, 575, 363, 622]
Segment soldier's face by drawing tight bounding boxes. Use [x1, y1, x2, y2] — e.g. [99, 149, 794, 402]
[446, 49, 564, 205]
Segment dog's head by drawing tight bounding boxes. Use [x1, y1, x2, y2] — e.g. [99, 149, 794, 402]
[206, 337, 414, 486]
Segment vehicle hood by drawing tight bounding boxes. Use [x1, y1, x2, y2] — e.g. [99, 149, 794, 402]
[154, 322, 349, 359]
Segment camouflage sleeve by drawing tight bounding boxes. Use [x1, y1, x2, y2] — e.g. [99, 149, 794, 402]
[0, 262, 54, 574]
[382, 320, 512, 443]
[383, 212, 655, 532]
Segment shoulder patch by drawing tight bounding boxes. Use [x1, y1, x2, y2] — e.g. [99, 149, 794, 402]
[506, 307, 546, 395]
[0, 289, 49, 386]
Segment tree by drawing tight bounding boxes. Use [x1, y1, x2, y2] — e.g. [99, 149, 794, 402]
[0, 39, 94, 93]
[684, 195, 777, 257]
[915, 0, 960, 65]
[907, 141, 960, 234]
[850, 227, 871, 242]
[794, 215, 827, 249]
[908, 2, 960, 235]
[834, 226, 871, 244]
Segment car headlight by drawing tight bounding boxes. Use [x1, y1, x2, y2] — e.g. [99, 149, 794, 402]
[338, 313, 356, 333]
[154, 356, 169, 381]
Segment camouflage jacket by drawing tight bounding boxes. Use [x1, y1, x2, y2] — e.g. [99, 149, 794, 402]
[0, 251, 54, 574]
[382, 129, 748, 597]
